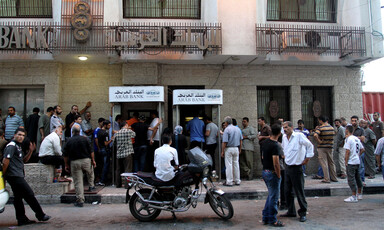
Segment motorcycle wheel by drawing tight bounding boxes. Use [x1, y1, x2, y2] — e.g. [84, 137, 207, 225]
[129, 189, 161, 222]
[208, 193, 234, 220]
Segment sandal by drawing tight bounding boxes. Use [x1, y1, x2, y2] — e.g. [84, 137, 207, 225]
[270, 220, 284, 227]
[321, 180, 330, 183]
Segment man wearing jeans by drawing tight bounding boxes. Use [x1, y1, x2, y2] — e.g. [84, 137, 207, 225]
[221, 116, 242, 186]
[281, 121, 314, 223]
[261, 124, 283, 227]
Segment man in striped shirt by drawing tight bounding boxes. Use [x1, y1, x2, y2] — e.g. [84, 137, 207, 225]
[314, 115, 337, 183]
[4, 107, 24, 141]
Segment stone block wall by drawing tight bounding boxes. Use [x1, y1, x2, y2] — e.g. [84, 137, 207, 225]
[123, 63, 363, 176]
[0, 62, 61, 109]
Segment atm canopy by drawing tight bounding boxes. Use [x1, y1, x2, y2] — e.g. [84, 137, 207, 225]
[173, 89, 223, 105]
[109, 86, 164, 102]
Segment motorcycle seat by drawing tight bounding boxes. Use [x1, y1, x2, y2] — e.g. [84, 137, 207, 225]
[136, 171, 175, 187]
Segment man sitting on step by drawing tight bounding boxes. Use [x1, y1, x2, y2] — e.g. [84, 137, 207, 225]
[38, 127, 71, 182]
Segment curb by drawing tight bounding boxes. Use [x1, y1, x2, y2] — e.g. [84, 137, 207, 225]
[7, 184, 384, 205]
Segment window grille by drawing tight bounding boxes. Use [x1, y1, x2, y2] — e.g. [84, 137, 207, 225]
[0, 0, 52, 18]
[123, 0, 201, 19]
[257, 86, 290, 126]
[301, 86, 333, 130]
[267, 0, 337, 23]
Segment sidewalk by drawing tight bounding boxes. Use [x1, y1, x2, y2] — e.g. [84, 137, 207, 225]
[58, 175, 384, 205]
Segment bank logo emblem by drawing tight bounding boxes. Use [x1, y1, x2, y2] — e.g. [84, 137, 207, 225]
[71, 2, 92, 43]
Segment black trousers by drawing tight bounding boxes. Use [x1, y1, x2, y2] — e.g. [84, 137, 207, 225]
[205, 143, 217, 170]
[40, 155, 66, 176]
[6, 176, 45, 222]
[279, 169, 286, 206]
[190, 141, 203, 149]
[145, 141, 159, 172]
[285, 165, 307, 217]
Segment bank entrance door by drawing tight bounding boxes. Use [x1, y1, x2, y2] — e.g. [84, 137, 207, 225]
[109, 86, 165, 184]
[173, 89, 223, 179]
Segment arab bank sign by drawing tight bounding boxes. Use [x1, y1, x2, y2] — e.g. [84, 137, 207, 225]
[109, 86, 164, 102]
[173, 89, 223, 105]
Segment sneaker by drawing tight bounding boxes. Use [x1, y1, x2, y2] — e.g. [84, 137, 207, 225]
[97, 182, 105, 186]
[303, 173, 307, 177]
[344, 196, 358, 203]
[357, 193, 363, 200]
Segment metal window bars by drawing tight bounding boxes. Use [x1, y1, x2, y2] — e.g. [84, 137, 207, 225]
[256, 24, 366, 58]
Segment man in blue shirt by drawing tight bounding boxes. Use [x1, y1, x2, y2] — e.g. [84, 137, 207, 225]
[186, 112, 205, 149]
[5, 106, 24, 141]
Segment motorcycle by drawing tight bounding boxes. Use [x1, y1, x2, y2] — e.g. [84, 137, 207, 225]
[0, 166, 10, 213]
[122, 147, 234, 222]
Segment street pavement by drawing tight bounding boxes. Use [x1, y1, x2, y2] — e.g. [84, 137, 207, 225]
[0, 194, 383, 229]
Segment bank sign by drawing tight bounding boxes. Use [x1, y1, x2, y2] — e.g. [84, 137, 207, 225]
[173, 90, 223, 105]
[109, 86, 164, 102]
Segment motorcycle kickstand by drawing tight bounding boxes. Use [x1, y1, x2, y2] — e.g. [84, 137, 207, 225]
[172, 211, 177, 220]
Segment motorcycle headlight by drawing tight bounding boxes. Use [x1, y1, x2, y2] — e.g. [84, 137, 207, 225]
[203, 167, 210, 177]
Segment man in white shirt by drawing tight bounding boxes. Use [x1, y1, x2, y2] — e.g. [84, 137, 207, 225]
[39, 127, 69, 181]
[343, 125, 364, 203]
[147, 111, 161, 172]
[154, 135, 179, 182]
[281, 121, 314, 223]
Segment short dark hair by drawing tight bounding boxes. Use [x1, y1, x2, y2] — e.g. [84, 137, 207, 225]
[232, 119, 237, 126]
[162, 134, 172, 144]
[120, 121, 127, 127]
[271, 124, 281, 136]
[71, 105, 78, 110]
[14, 127, 26, 134]
[258, 117, 265, 121]
[374, 112, 380, 116]
[243, 117, 249, 122]
[103, 120, 111, 127]
[53, 105, 60, 110]
[318, 115, 328, 123]
[74, 115, 82, 120]
[346, 125, 353, 134]
[8, 106, 15, 111]
[297, 119, 304, 125]
[334, 119, 341, 123]
[98, 118, 105, 123]
[115, 115, 122, 121]
[204, 116, 212, 122]
[151, 111, 159, 117]
[47, 107, 54, 112]
[351, 115, 359, 120]
[33, 107, 40, 113]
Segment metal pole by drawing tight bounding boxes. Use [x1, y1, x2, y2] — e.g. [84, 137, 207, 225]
[176, 105, 180, 126]
[158, 102, 162, 147]
[218, 105, 221, 181]
[111, 105, 115, 187]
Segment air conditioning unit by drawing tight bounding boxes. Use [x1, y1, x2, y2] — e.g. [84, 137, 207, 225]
[281, 30, 322, 49]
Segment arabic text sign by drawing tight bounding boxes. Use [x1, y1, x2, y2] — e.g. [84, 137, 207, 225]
[173, 90, 223, 105]
[109, 86, 164, 102]
[110, 26, 221, 51]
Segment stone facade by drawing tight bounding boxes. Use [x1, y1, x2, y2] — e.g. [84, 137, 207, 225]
[0, 62, 363, 176]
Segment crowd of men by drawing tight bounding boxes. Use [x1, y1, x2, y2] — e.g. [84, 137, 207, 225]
[2, 103, 384, 227]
